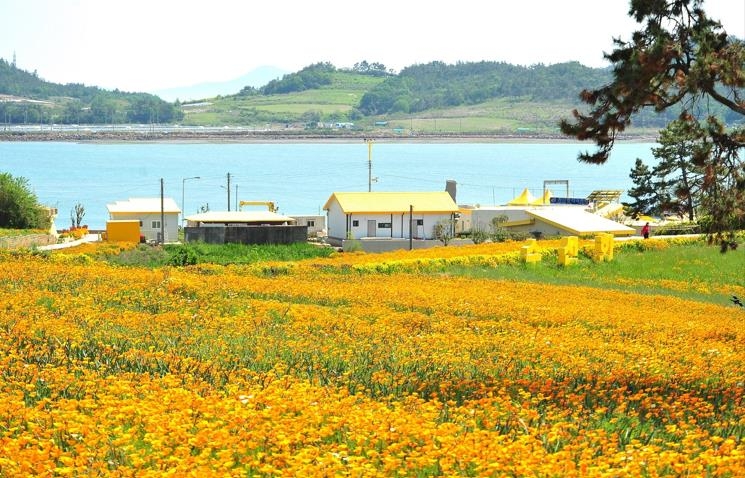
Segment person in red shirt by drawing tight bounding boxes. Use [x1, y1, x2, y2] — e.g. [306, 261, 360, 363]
[641, 222, 650, 239]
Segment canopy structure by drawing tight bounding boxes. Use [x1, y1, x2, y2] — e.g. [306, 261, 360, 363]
[507, 188, 537, 206]
[531, 189, 552, 206]
[587, 190, 623, 205]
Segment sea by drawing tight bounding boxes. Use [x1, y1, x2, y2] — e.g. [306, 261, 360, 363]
[0, 140, 657, 230]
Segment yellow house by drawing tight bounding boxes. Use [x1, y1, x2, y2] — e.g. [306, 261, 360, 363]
[323, 191, 459, 242]
[106, 198, 180, 243]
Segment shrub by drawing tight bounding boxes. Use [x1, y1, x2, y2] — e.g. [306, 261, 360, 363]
[470, 228, 490, 244]
[166, 244, 199, 266]
[0, 172, 51, 230]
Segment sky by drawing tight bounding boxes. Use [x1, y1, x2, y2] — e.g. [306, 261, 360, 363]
[1, 0, 744, 95]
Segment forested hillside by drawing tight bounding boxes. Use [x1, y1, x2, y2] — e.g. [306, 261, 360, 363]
[0, 58, 182, 124]
[2, 57, 737, 134]
[357, 61, 610, 115]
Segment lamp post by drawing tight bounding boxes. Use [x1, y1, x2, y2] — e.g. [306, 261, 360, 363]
[182, 176, 200, 227]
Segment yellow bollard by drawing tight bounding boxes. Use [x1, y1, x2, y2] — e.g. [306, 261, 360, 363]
[558, 236, 578, 266]
[593, 233, 615, 262]
[521, 238, 541, 264]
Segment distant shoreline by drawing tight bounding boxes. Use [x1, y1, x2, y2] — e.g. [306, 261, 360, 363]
[0, 130, 658, 144]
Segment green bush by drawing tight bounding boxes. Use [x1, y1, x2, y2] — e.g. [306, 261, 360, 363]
[470, 228, 490, 244]
[0, 172, 51, 229]
[166, 244, 199, 266]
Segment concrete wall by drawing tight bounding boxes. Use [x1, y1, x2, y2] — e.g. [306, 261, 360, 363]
[185, 225, 308, 245]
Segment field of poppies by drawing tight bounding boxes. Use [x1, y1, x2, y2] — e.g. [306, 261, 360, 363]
[0, 238, 743, 476]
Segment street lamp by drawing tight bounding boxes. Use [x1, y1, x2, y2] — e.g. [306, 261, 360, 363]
[182, 176, 200, 227]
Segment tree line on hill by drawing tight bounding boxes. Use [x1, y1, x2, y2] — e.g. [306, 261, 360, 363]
[357, 61, 610, 115]
[0, 58, 182, 125]
[232, 60, 737, 129]
[0, 53, 740, 131]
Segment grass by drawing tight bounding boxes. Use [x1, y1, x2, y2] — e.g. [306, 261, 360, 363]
[94, 241, 335, 267]
[0, 228, 47, 238]
[183, 72, 383, 126]
[444, 239, 745, 307]
[165, 241, 335, 265]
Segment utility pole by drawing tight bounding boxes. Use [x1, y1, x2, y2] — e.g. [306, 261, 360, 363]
[364, 138, 374, 192]
[409, 205, 413, 250]
[160, 178, 165, 244]
[227, 172, 231, 211]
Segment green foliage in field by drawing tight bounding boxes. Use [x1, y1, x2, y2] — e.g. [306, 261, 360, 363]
[98, 242, 335, 267]
[449, 239, 745, 307]
[0, 228, 46, 237]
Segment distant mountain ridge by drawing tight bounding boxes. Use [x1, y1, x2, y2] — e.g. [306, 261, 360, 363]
[153, 66, 288, 102]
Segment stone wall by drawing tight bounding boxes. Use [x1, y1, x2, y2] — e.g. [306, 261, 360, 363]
[0, 234, 57, 250]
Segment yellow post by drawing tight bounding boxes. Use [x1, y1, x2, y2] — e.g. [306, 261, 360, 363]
[593, 233, 614, 262]
[520, 238, 541, 264]
[558, 236, 579, 266]
[605, 233, 614, 261]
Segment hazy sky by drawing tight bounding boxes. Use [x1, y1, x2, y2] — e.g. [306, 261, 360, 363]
[2, 0, 744, 94]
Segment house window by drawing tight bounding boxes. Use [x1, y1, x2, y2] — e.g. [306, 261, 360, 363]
[352, 220, 359, 227]
[378, 222, 392, 229]
[151, 220, 161, 229]
[416, 219, 424, 226]
[307, 220, 315, 227]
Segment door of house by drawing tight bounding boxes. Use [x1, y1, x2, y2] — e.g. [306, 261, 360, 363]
[367, 220, 376, 237]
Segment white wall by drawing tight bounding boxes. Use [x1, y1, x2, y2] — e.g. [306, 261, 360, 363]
[471, 208, 532, 231]
[326, 197, 454, 240]
[326, 201, 348, 240]
[290, 215, 326, 237]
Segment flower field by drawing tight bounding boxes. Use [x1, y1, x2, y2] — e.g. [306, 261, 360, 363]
[0, 240, 743, 476]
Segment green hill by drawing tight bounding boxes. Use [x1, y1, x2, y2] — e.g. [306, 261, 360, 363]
[0, 58, 181, 125]
[179, 61, 621, 135]
[2, 58, 723, 136]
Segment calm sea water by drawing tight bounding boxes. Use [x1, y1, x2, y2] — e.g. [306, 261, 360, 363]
[0, 141, 656, 230]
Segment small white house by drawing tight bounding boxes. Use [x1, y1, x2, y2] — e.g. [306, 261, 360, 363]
[106, 198, 180, 242]
[323, 191, 459, 242]
[290, 215, 326, 237]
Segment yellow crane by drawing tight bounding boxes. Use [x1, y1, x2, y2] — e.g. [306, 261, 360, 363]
[238, 201, 277, 213]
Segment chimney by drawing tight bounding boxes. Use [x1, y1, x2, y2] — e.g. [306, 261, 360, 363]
[445, 180, 457, 202]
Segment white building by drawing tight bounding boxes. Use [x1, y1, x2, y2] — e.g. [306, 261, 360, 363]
[106, 198, 180, 242]
[471, 206, 635, 237]
[290, 215, 326, 237]
[323, 191, 459, 242]
[184, 210, 296, 227]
